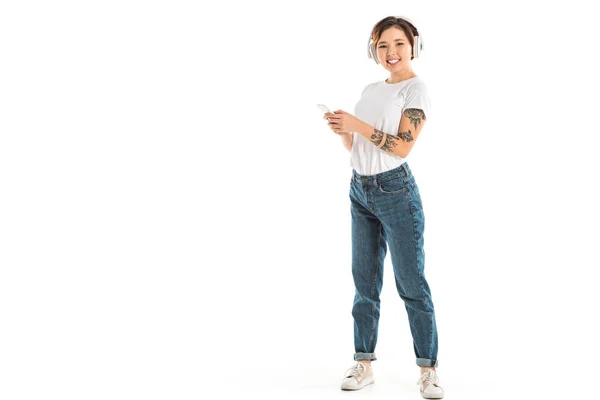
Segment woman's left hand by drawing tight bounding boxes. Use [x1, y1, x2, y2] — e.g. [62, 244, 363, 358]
[326, 110, 365, 134]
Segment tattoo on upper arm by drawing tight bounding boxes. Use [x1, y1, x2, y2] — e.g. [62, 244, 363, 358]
[403, 108, 426, 130]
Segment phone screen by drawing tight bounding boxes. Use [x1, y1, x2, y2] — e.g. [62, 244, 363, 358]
[317, 104, 332, 114]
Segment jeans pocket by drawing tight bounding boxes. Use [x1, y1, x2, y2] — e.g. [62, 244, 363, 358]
[377, 176, 408, 194]
[407, 181, 423, 214]
[409, 180, 421, 199]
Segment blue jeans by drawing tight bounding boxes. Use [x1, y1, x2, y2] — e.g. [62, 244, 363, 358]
[349, 162, 438, 367]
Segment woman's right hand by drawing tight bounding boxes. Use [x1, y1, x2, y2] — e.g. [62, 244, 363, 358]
[323, 112, 351, 135]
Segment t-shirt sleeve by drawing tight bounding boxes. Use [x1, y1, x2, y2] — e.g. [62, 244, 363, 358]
[402, 81, 432, 119]
[360, 82, 374, 97]
[354, 82, 374, 116]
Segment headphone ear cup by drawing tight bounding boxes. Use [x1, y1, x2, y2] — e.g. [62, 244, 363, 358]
[413, 35, 422, 59]
[395, 16, 422, 60]
[368, 40, 379, 64]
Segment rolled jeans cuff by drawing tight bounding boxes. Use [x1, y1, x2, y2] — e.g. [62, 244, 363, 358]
[354, 352, 377, 361]
[416, 358, 438, 367]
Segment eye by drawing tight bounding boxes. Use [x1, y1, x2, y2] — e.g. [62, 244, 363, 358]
[397, 43, 404, 46]
[378, 45, 386, 49]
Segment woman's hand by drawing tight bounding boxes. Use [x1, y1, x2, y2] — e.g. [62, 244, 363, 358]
[323, 110, 364, 135]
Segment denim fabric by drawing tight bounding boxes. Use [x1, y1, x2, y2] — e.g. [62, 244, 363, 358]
[349, 162, 438, 367]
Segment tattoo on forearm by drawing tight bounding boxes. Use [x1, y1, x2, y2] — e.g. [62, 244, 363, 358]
[403, 108, 426, 130]
[370, 128, 402, 153]
[398, 129, 414, 142]
[371, 128, 413, 152]
[367, 109, 424, 153]
[380, 135, 401, 153]
[371, 129, 385, 146]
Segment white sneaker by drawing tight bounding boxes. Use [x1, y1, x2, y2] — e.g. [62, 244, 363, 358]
[340, 362, 374, 390]
[417, 369, 444, 399]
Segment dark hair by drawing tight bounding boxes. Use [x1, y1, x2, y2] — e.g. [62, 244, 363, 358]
[370, 16, 419, 60]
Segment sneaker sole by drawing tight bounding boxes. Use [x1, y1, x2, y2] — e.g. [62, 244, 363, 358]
[420, 391, 443, 399]
[341, 380, 375, 391]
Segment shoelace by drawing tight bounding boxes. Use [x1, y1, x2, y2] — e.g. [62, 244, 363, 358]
[416, 370, 439, 387]
[346, 362, 366, 378]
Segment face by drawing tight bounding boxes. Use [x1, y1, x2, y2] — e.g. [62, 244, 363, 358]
[376, 27, 413, 71]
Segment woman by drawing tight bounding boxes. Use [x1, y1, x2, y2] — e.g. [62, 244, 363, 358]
[324, 16, 444, 399]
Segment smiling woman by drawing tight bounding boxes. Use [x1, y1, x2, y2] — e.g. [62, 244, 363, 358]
[327, 15, 445, 400]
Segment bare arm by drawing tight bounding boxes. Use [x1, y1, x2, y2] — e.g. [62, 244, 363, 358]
[355, 108, 426, 158]
[340, 132, 353, 152]
[324, 112, 354, 152]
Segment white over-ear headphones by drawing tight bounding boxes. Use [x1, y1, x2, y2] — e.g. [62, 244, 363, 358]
[367, 16, 423, 64]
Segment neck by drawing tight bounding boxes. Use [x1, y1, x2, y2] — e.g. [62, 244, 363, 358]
[386, 70, 417, 84]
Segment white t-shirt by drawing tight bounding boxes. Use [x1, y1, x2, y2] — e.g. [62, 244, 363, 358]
[350, 76, 432, 175]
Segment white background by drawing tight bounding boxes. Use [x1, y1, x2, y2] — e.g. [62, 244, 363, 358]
[1, 1, 599, 399]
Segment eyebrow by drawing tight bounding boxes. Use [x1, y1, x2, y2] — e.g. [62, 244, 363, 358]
[378, 39, 405, 44]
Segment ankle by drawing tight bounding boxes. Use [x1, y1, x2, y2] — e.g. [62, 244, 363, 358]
[358, 360, 372, 366]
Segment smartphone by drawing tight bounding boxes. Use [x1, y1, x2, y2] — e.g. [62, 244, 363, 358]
[317, 104, 333, 114]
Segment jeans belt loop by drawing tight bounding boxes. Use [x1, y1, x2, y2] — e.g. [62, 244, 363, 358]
[373, 177, 378, 187]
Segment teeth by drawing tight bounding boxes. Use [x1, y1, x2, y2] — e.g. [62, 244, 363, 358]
[387, 59, 399, 64]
